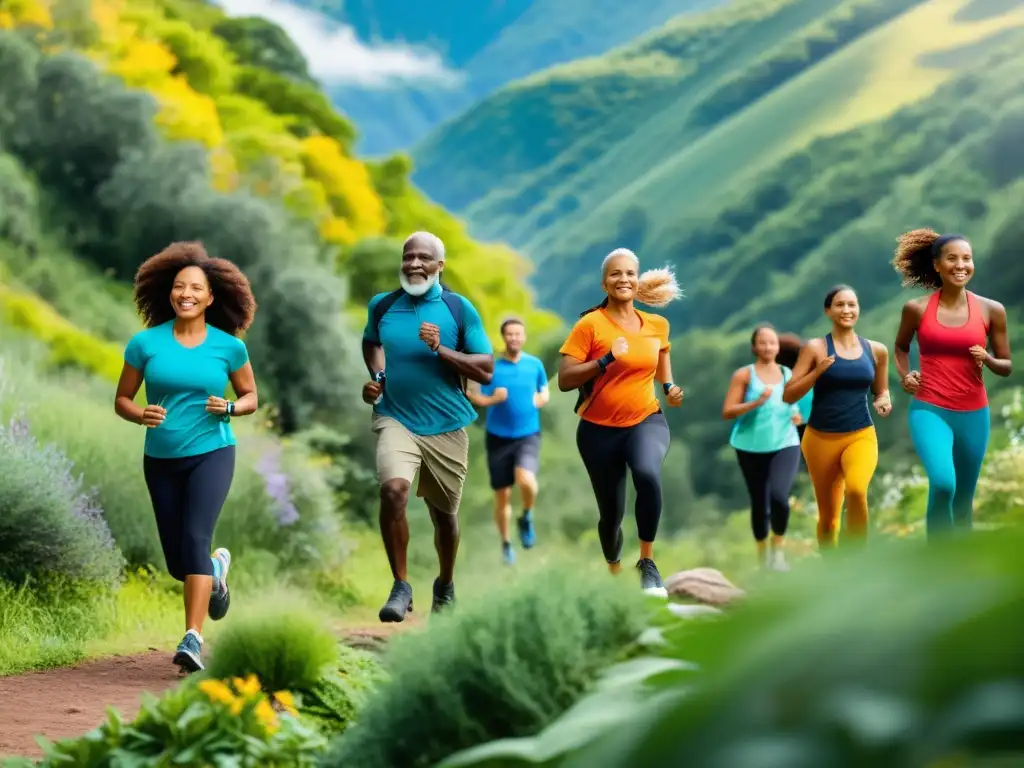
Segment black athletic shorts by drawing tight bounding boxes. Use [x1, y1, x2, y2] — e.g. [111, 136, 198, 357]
[485, 432, 541, 490]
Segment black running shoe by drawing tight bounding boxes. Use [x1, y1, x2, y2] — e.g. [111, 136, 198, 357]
[431, 578, 456, 614]
[378, 579, 413, 623]
[637, 558, 668, 598]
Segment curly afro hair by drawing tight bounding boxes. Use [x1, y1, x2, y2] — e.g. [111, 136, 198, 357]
[892, 229, 969, 290]
[775, 332, 803, 369]
[133, 241, 257, 335]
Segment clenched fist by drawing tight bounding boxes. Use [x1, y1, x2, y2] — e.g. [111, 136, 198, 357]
[420, 322, 441, 351]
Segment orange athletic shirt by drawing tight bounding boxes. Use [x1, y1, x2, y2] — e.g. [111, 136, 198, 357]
[560, 307, 671, 428]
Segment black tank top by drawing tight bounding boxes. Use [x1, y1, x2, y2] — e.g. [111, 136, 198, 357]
[807, 334, 875, 433]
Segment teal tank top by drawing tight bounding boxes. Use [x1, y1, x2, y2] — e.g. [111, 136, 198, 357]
[729, 365, 801, 453]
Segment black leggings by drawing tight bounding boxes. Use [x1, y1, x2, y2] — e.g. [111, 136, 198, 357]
[577, 412, 671, 563]
[735, 446, 801, 541]
[143, 446, 235, 581]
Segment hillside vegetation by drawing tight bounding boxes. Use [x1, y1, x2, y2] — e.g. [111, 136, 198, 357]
[412, 0, 1024, 507]
[295, 0, 722, 154]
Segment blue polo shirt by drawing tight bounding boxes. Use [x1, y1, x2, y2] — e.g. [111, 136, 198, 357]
[481, 353, 547, 439]
[363, 283, 492, 436]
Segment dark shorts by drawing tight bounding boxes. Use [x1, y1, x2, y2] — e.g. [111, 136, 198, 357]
[485, 432, 541, 490]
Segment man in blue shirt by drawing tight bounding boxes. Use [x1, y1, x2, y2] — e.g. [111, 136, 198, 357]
[361, 231, 494, 623]
[468, 318, 549, 565]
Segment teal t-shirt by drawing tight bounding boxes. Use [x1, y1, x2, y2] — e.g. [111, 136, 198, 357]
[124, 321, 249, 459]
[363, 283, 493, 436]
[796, 388, 813, 423]
[729, 365, 801, 453]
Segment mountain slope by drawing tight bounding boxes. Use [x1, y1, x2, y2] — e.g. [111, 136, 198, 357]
[412, 0, 1024, 322]
[297, 0, 725, 154]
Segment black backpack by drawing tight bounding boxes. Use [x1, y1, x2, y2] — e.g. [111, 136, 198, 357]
[370, 286, 468, 395]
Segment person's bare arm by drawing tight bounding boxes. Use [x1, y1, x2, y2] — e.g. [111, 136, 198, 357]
[362, 340, 385, 377]
[980, 300, 1012, 377]
[435, 346, 494, 385]
[227, 363, 259, 416]
[467, 381, 499, 407]
[894, 300, 922, 387]
[558, 354, 603, 391]
[722, 367, 765, 420]
[115, 363, 165, 427]
[870, 342, 890, 397]
[533, 385, 550, 408]
[783, 341, 828, 404]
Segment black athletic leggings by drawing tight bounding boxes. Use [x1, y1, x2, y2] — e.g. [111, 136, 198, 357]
[576, 412, 671, 563]
[143, 446, 235, 581]
[735, 446, 801, 541]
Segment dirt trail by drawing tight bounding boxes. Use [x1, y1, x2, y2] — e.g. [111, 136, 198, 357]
[0, 623, 409, 760]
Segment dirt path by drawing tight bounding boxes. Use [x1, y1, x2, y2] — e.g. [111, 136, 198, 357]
[0, 624, 410, 760]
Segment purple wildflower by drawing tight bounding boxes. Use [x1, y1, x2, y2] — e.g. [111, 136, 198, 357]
[256, 443, 300, 527]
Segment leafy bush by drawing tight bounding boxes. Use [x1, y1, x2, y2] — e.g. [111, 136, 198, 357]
[205, 602, 340, 692]
[0, 407, 122, 587]
[442, 532, 1024, 767]
[14, 674, 326, 767]
[297, 645, 385, 737]
[323, 566, 650, 768]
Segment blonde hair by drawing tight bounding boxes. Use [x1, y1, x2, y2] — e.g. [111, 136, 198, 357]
[601, 248, 682, 308]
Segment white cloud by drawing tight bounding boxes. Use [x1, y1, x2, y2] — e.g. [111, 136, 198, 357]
[215, 0, 462, 88]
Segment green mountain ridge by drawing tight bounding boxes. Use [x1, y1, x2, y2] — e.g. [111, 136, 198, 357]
[293, 0, 725, 154]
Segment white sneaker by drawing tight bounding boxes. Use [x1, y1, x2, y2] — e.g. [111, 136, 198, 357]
[769, 549, 790, 572]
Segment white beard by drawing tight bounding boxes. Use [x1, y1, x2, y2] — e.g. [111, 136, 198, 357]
[399, 270, 439, 297]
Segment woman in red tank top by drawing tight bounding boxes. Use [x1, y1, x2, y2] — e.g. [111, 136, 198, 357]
[892, 230, 1012, 538]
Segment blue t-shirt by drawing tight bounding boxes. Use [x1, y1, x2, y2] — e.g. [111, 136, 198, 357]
[124, 321, 249, 459]
[481, 353, 548, 439]
[363, 283, 493, 436]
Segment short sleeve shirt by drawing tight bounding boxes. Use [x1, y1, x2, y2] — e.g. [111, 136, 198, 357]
[560, 308, 670, 428]
[480, 353, 548, 439]
[124, 321, 249, 459]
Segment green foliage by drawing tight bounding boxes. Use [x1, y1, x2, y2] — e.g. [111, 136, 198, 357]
[323, 565, 650, 768]
[23, 675, 326, 767]
[212, 15, 313, 83]
[0, 152, 39, 250]
[296, 645, 385, 736]
[441, 532, 1024, 766]
[0, 407, 123, 587]
[153, 18, 235, 95]
[205, 602, 340, 692]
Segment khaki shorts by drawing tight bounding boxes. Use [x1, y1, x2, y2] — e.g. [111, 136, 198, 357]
[371, 414, 469, 515]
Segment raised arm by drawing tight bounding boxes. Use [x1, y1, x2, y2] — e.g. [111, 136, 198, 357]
[467, 380, 501, 408]
[982, 300, 1012, 377]
[227, 362, 259, 416]
[557, 319, 605, 392]
[893, 300, 922, 383]
[114, 362, 147, 425]
[433, 300, 494, 385]
[722, 367, 765, 420]
[783, 340, 828, 404]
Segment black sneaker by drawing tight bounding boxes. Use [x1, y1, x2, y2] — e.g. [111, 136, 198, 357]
[431, 578, 455, 614]
[378, 579, 413, 623]
[637, 558, 668, 598]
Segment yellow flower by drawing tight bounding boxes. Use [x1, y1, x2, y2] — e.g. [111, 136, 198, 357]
[255, 698, 279, 733]
[198, 679, 237, 707]
[231, 674, 262, 698]
[272, 690, 298, 717]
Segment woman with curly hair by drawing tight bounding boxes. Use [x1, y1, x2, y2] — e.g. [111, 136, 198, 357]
[114, 242, 258, 673]
[892, 230, 1011, 537]
[722, 323, 802, 571]
[557, 248, 683, 597]
[783, 285, 892, 548]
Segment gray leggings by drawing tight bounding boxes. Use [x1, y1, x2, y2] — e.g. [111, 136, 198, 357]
[576, 412, 671, 563]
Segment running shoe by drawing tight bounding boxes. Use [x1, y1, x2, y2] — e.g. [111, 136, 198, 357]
[769, 549, 791, 572]
[378, 579, 413, 623]
[637, 558, 669, 598]
[517, 511, 536, 549]
[502, 541, 516, 566]
[431, 578, 456, 614]
[172, 629, 204, 673]
[208, 548, 231, 621]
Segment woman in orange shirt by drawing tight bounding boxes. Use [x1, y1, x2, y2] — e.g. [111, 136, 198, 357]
[557, 248, 684, 597]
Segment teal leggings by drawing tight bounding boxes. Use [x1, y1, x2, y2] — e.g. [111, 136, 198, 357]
[907, 400, 990, 536]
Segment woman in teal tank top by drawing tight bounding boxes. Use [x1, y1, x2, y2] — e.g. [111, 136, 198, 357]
[722, 324, 803, 571]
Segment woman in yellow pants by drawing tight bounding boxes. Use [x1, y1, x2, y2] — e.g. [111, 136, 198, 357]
[783, 285, 892, 546]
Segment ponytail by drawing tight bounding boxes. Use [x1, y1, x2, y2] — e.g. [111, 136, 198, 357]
[635, 267, 683, 308]
[579, 296, 609, 318]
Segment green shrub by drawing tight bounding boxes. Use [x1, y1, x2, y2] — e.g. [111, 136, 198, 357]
[0, 408, 123, 586]
[442, 532, 1024, 767]
[323, 565, 649, 768]
[17, 674, 326, 767]
[205, 601, 340, 692]
[298, 645, 386, 737]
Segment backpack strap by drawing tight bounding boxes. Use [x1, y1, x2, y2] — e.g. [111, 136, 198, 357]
[370, 289, 404, 342]
[440, 288, 465, 352]
[572, 305, 605, 415]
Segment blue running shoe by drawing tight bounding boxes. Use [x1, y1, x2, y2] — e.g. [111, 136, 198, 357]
[379, 579, 413, 623]
[208, 548, 231, 621]
[502, 541, 516, 566]
[518, 511, 536, 549]
[173, 629, 204, 673]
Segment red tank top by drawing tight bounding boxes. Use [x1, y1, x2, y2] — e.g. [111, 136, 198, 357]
[916, 290, 989, 411]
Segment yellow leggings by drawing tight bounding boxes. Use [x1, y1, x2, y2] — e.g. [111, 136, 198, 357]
[800, 426, 878, 547]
